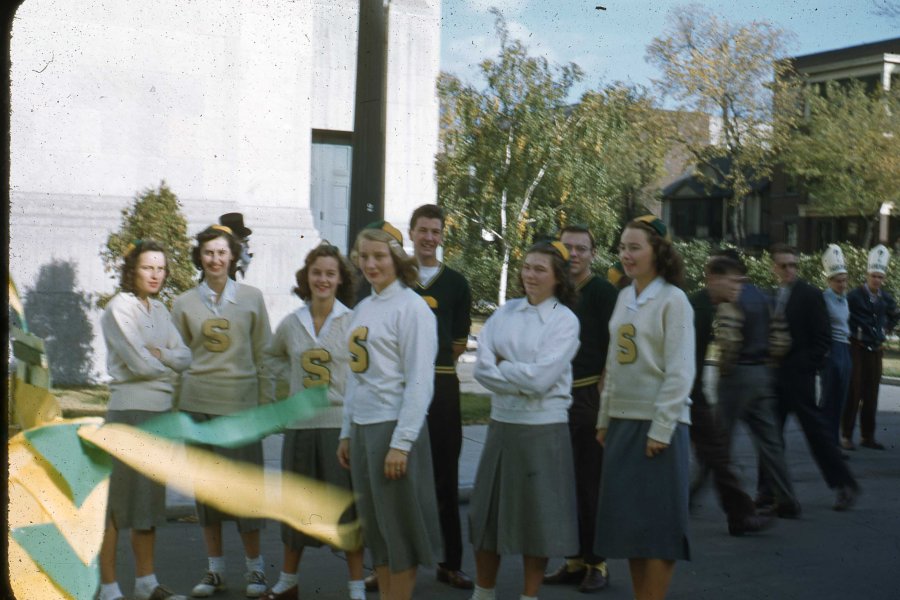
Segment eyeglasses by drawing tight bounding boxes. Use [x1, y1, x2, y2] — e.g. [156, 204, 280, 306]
[562, 244, 592, 255]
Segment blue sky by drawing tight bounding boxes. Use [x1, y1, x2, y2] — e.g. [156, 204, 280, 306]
[440, 0, 900, 98]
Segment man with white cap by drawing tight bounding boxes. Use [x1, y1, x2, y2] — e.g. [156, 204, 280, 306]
[841, 245, 900, 451]
[820, 245, 852, 448]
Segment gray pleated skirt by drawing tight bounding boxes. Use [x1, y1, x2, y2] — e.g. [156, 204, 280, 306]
[184, 411, 265, 532]
[106, 409, 168, 530]
[468, 420, 578, 557]
[349, 421, 443, 572]
[281, 428, 355, 550]
[595, 419, 691, 561]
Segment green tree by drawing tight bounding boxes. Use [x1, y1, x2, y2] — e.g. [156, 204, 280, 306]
[437, 10, 589, 305]
[781, 82, 900, 247]
[646, 3, 798, 246]
[570, 85, 673, 228]
[99, 181, 193, 308]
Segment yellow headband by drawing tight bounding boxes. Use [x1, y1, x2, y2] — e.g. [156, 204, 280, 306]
[550, 241, 570, 261]
[211, 224, 233, 235]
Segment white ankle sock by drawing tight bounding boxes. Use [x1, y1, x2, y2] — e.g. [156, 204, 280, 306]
[348, 579, 366, 600]
[470, 585, 496, 600]
[520, 595, 538, 600]
[245, 555, 264, 573]
[99, 582, 123, 600]
[271, 571, 298, 594]
[134, 573, 159, 599]
[208, 556, 226, 574]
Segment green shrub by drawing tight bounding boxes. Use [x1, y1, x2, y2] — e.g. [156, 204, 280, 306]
[99, 182, 194, 308]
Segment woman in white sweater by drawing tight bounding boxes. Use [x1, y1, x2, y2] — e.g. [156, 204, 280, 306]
[263, 243, 365, 600]
[595, 216, 695, 600]
[99, 240, 192, 600]
[336, 221, 441, 600]
[171, 225, 273, 598]
[469, 240, 581, 600]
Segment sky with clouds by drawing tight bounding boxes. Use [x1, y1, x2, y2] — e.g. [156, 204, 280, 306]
[440, 0, 900, 99]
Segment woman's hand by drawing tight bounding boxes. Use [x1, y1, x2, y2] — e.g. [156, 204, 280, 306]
[596, 428, 607, 447]
[384, 448, 409, 480]
[646, 438, 669, 458]
[337, 439, 351, 470]
[146, 346, 162, 361]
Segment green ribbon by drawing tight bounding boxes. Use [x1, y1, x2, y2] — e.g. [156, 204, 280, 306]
[23, 423, 113, 508]
[12, 523, 100, 600]
[139, 385, 329, 447]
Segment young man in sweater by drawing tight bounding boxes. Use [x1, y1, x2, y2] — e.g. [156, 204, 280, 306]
[410, 204, 474, 590]
[543, 225, 617, 593]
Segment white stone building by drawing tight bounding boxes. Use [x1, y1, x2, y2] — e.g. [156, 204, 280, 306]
[9, 0, 441, 383]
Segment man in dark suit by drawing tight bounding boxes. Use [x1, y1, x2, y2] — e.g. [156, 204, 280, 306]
[759, 244, 859, 511]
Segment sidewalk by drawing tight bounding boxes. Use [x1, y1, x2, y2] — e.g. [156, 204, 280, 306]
[166, 382, 900, 516]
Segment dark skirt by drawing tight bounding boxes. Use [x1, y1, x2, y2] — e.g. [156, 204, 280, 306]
[349, 421, 443, 571]
[468, 420, 578, 557]
[595, 419, 691, 561]
[106, 409, 168, 530]
[281, 428, 355, 549]
[184, 411, 265, 532]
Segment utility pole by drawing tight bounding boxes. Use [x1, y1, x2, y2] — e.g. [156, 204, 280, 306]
[348, 0, 389, 246]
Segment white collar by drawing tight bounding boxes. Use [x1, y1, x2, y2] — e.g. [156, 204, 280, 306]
[625, 276, 665, 311]
[372, 278, 404, 300]
[198, 278, 237, 314]
[294, 300, 350, 340]
[513, 295, 561, 323]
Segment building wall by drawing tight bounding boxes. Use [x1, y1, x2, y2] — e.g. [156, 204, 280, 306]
[9, 0, 440, 382]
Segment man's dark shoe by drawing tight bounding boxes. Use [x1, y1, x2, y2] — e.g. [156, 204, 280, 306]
[860, 439, 885, 450]
[364, 572, 379, 592]
[834, 485, 860, 511]
[436, 566, 474, 590]
[760, 501, 801, 519]
[728, 513, 777, 536]
[753, 494, 775, 510]
[543, 562, 586, 585]
[578, 563, 609, 593]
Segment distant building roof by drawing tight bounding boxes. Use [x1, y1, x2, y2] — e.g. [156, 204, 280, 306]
[790, 37, 900, 71]
[662, 156, 769, 200]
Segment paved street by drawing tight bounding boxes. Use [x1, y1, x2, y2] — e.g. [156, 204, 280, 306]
[108, 384, 900, 599]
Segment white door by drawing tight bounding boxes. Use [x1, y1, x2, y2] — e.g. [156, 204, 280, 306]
[310, 136, 352, 252]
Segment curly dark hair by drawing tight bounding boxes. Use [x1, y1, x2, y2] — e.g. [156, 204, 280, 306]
[120, 239, 169, 295]
[190, 225, 242, 281]
[293, 243, 356, 307]
[623, 219, 685, 289]
[350, 228, 419, 288]
[409, 204, 445, 231]
[518, 240, 578, 308]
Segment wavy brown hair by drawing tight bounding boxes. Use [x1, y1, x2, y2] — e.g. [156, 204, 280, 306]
[120, 239, 169, 295]
[293, 243, 356, 306]
[623, 219, 685, 289]
[350, 228, 419, 287]
[190, 225, 242, 281]
[518, 240, 578, 308]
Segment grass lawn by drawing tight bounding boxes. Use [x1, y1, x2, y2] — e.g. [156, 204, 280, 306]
[883, 352, 900, 377]
[461, 392, 491, 425]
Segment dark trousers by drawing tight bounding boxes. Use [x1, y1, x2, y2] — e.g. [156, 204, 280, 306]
[426, 372, 464, 570]
[820, 341, 851, 446]
[568, 384, 605, 564]
[689, 392, 756, 524]
[841, 342, 883, 442]
[760, 370, 857, 496]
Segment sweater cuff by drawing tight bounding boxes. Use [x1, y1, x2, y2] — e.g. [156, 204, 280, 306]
[648, 419, 675, 444]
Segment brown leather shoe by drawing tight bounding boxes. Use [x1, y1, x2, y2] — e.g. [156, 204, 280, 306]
[543, 562, 586, 585]
[436, 566, 474, 589]
[364, 572, 379, 592]
[578, 563, 609, 593]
